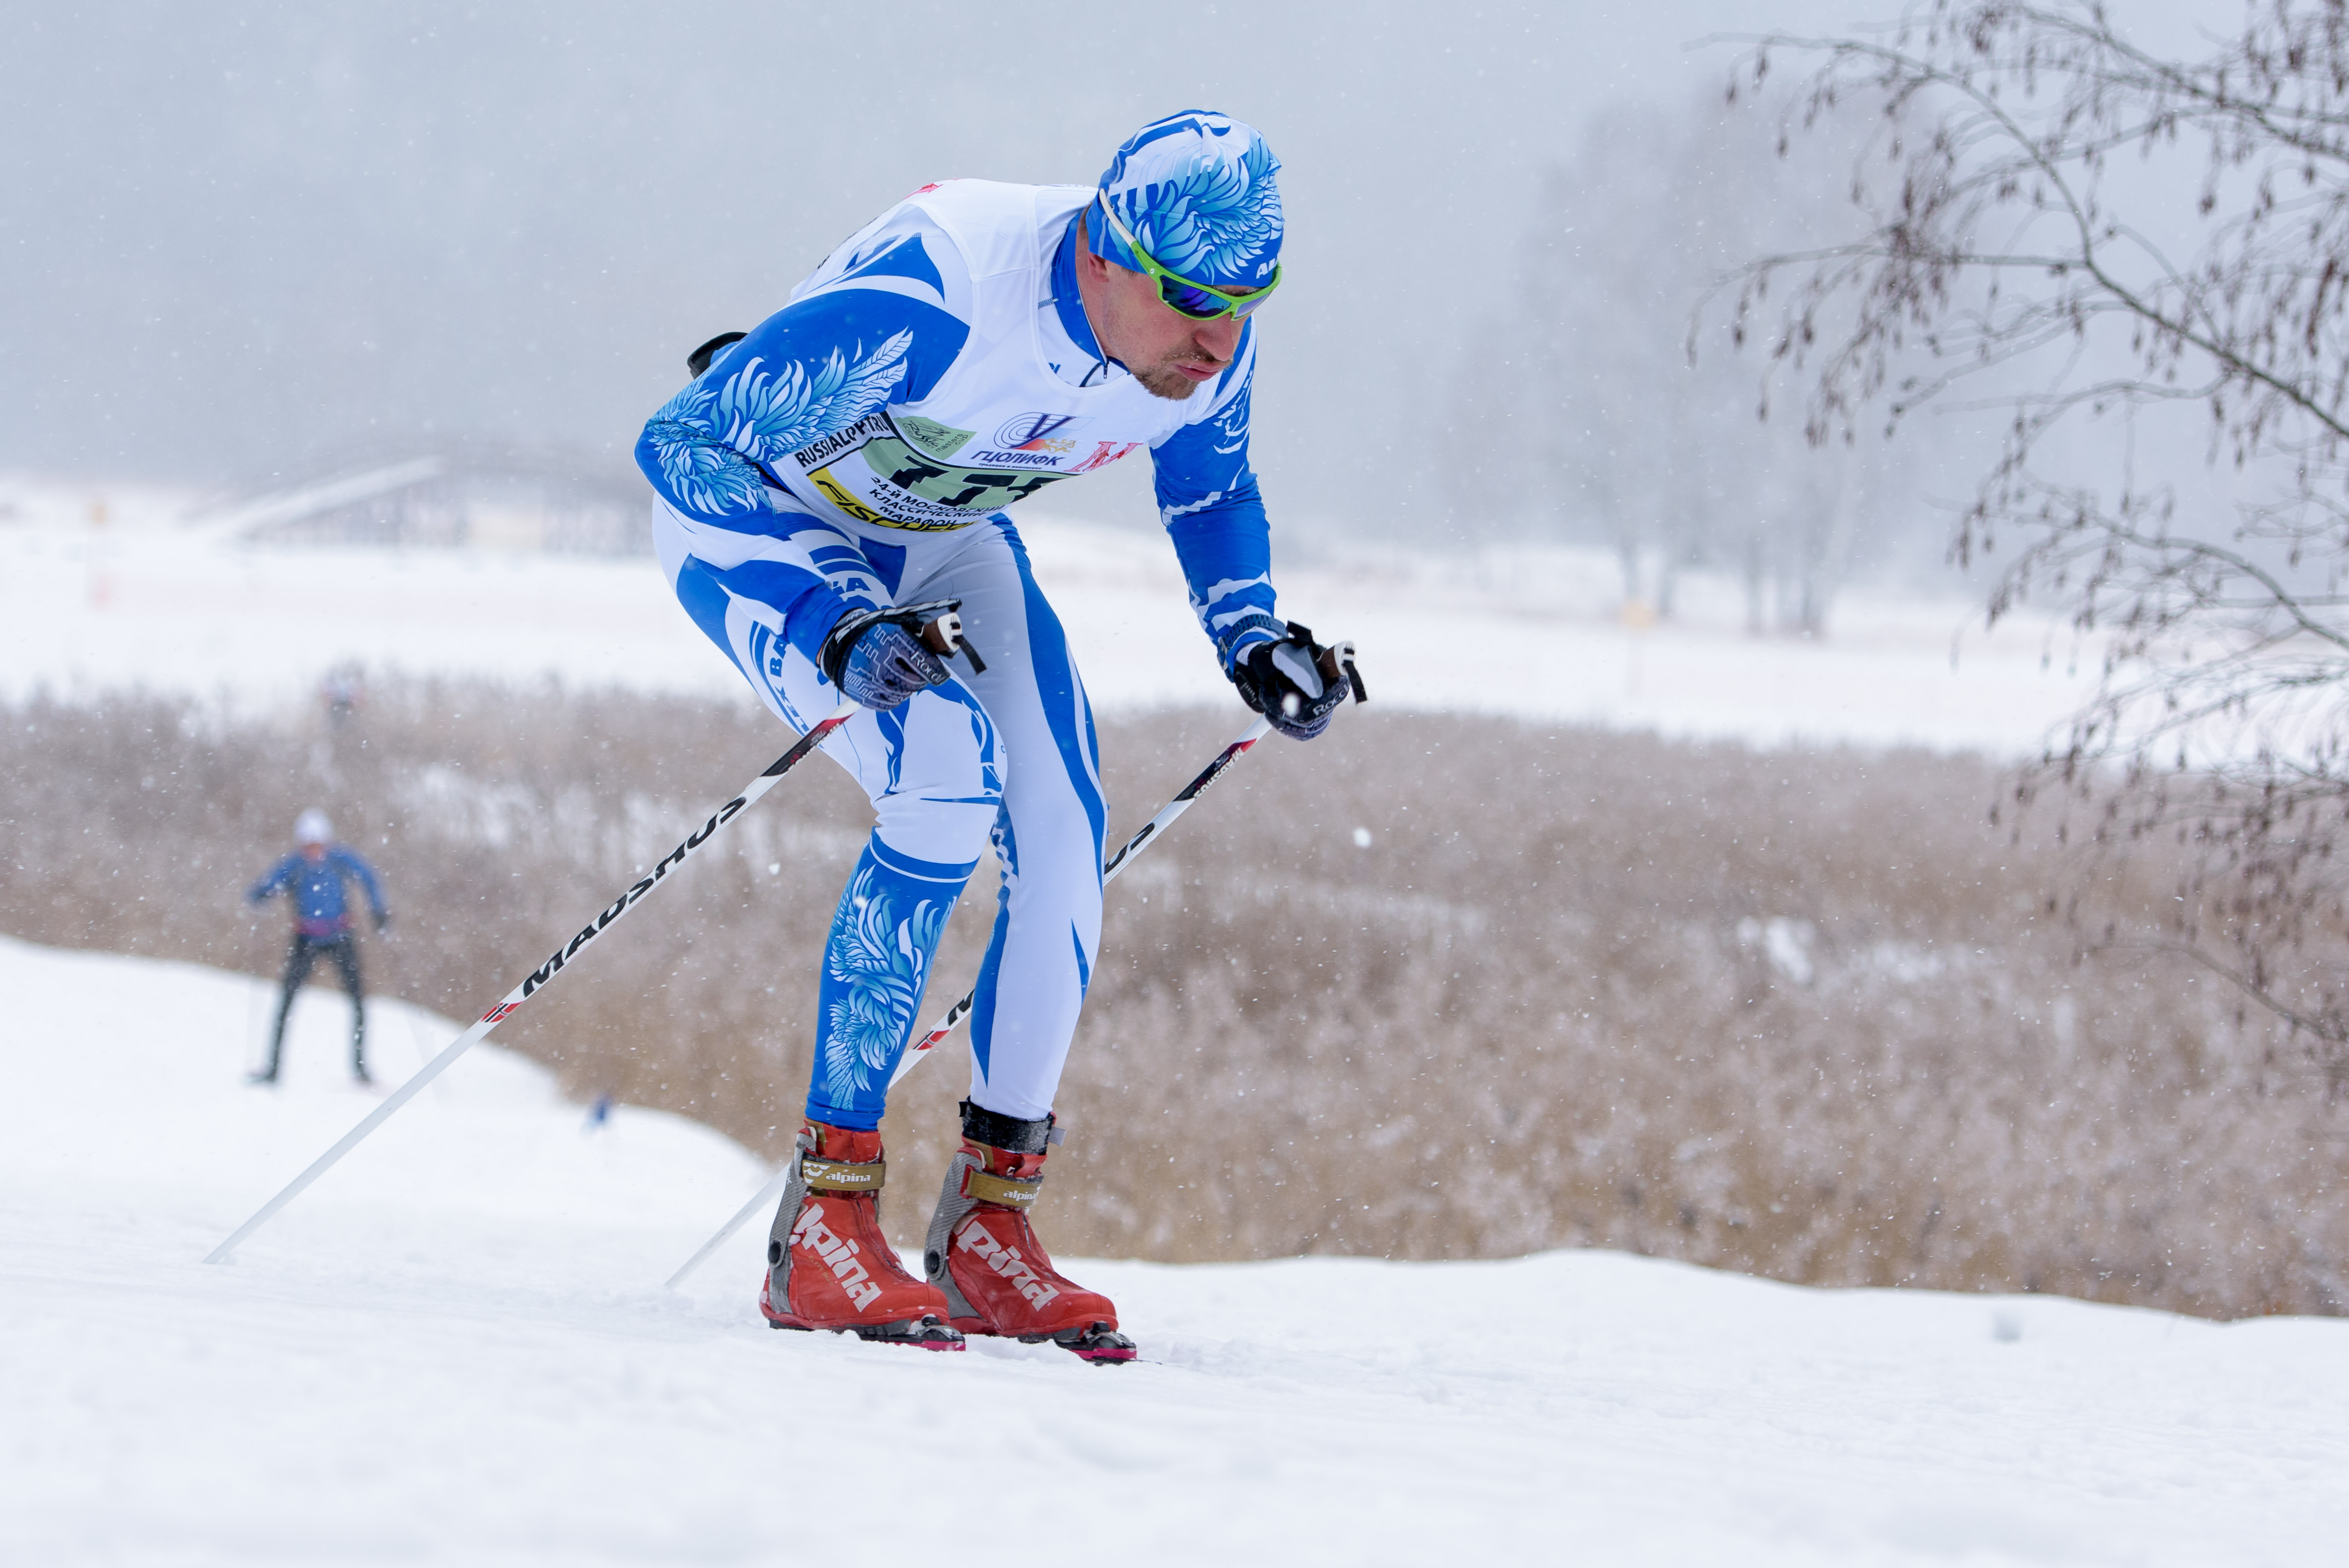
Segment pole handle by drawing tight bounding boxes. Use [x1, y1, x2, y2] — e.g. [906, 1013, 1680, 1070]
[913, 603, 987, 675]
[1318, 638, 1368, 705]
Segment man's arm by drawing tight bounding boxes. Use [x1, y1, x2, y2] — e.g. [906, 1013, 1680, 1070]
[1152, 332, 1284, 673]
[245, 856, 296, 905]
[337, 849, 390, 928]
[634, 212, 974, 669]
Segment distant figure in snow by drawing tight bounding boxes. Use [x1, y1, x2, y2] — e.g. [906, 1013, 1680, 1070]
[246, 809, 389, 1086]
[319, 664, 365, 729]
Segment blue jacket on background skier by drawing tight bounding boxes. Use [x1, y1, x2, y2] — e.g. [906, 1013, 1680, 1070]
[245, 809, 389, 1086]
[248, 840, 389, 938]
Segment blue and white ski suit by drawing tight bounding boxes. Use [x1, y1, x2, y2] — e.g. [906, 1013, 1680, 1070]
[635, 180, 1284, 1130]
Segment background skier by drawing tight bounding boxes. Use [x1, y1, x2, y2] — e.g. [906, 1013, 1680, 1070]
[636, 110, 1348, 1358]
[245, 808, 389, 1086]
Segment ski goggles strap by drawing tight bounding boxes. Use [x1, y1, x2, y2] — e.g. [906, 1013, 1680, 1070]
[1096, 198, 1281, 321]
[800, 1155, 886, 1193]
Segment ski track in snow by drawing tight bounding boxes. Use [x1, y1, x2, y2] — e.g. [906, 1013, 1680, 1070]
[4, 934, 2346, 1565]
[0, 478, 2101, 756]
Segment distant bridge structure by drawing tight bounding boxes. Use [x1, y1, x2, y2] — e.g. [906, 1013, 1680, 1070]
[184, 443, 651, 555]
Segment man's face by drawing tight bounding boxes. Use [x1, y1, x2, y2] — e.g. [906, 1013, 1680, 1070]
[1075, 217, 1249, 400]
[301, 841, 327, 862]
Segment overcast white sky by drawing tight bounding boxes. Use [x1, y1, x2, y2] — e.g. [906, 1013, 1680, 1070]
[0, 1, 2216, 536]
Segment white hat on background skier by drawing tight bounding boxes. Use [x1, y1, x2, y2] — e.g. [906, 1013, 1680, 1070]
[295, 809, 332, 846]
[1087, 110, 1284, 309]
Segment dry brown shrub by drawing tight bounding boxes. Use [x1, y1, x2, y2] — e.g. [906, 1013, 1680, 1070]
[3, 683, 2342, 1317]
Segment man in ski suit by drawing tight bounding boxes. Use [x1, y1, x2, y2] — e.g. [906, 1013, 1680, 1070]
[246, 809, 390, 1086]
[635, 112, 1347, 1358]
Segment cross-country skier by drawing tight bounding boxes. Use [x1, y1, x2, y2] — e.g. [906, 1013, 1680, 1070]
[635, 111, 1350, 1360]
[246, 809, 390, 1086]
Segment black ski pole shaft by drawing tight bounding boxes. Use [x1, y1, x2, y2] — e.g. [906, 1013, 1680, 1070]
[203, 696, 863, 1265]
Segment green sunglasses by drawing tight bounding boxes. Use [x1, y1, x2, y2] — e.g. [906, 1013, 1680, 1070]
[1096, 199, 1282, 321]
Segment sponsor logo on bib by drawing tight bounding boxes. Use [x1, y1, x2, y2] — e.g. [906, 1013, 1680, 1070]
[993, 412, 1089, 451]
[894, 415, 976, 460]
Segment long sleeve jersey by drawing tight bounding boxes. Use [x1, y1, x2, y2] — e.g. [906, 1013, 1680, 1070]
[634, 180, 1284, 674]
[247, 847, 388, 938]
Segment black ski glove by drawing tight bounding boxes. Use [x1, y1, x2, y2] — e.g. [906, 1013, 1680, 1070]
[1230, 622, 1361, 740]
[819, 600, 986, 711]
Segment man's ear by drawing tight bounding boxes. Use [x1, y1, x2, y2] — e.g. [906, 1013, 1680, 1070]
[1074, 215, 1108, 281]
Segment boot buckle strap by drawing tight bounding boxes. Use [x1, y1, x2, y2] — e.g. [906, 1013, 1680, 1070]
[802, 1156, 885, 1193]
[963, 1167, 1041, 1208]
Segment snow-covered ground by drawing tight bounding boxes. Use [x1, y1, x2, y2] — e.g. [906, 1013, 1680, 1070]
[5, 932, 2345, 1566]
[0, 471, 2102, 754]
[12, 476, 2311, 1561]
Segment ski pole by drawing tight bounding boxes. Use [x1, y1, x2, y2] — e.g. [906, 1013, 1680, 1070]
[880, 639, 1363, 1093]
[201, 696, 863, 1265]
[881, 713, 1275, 1090]
[662, 638, 1362, 1290]
[203, 607, 986, 1266]
[663, 712, 1272, 1291]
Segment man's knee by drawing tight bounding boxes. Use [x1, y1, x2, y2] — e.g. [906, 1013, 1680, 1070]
[866, 687, 1002, 859]
[1003, 806, 1105, 898]
[886, 685, 1002, 800]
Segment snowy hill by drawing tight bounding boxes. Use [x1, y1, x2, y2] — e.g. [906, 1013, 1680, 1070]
[3, 933, 2344, 1565]
[0, 472, 2100, 754]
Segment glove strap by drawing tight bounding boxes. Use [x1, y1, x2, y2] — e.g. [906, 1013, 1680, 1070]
[1216, 613, 1287, 674]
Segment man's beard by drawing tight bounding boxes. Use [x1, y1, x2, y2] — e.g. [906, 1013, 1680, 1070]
[1134, 354, 1224, 399]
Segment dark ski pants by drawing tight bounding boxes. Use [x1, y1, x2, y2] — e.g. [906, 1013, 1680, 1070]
[261, 933, 366, 1080]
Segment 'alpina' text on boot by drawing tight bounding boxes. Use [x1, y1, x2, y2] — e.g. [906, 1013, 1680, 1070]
[793, 1204, 883, 1311]
[954, 1218, 1061, 1309]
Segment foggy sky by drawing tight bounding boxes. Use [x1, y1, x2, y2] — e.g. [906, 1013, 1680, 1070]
[0, 2, 2025, 533]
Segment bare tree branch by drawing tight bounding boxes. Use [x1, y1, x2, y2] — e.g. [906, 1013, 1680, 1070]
[1728, 1, 2349, 1080]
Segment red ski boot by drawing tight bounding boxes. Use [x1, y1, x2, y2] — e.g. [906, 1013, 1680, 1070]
[760, 1121, 962, 1351]
[923, 1100, 1135, 1364]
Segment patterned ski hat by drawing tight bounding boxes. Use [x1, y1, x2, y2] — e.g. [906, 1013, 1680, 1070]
[1088, 110, 1283, 291]
[295, 809, 332, 844]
